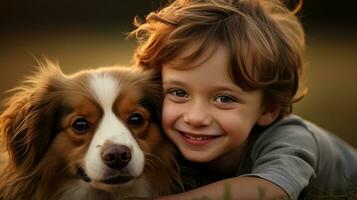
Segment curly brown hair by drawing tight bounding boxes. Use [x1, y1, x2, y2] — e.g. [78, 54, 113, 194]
[131, 0, 306, 117]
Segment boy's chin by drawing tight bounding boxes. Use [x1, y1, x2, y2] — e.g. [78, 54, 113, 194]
[180, 149, 217, 163]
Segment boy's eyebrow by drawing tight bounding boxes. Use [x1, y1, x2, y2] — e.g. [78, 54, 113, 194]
[163, 80, 247, 94]
[162, 80, 186, 86]
[209, 85, 251, 97]
[213, 86, 246, 94]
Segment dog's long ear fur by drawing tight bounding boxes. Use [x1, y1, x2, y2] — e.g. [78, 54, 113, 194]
[0, 60, 66, 171]
[140, 68, 163, 124]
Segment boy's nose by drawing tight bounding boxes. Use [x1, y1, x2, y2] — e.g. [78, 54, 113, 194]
[183, 101, 212, 127]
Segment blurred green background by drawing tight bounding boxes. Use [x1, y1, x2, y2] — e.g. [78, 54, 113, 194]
[0, 0, 356, 147]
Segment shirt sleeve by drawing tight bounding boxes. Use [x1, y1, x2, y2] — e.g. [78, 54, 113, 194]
[241, 123, 319, 200]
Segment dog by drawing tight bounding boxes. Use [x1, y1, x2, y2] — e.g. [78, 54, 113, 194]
[0, 60, 180, 200]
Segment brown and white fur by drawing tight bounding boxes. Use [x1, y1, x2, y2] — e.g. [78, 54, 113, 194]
[0, 60, 179, 200]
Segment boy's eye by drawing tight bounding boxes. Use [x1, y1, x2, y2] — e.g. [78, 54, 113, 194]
[214, 95, 236, 103]
[168, 89, 188, 98]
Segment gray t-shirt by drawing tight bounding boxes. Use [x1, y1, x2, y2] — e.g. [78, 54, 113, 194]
[239, 114, 357, 199]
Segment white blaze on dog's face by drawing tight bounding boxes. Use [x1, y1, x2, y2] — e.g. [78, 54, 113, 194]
[0, 63, 175, 199]
[85, 73, 144, 184]
[55, 67, 163, 192]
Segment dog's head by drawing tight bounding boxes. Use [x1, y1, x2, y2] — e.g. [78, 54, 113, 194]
[0, 60, 173, 194]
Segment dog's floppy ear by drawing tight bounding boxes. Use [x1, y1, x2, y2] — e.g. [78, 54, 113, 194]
[139, 68, 163, 124]
[0, 60, 66, 170]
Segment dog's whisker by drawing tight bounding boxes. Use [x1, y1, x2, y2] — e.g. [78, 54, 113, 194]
[0, 63, 178, 199]
[144, 153, 169, 172]
[59, 160, 81, 176]
[144, 160, 156, 170]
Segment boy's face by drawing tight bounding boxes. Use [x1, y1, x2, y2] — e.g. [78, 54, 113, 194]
[162, 44, 274, 163]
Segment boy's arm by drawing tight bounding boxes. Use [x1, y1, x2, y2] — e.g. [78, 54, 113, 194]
[159, 176, 289, 200]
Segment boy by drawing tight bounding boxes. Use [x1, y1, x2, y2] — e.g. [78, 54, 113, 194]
[131, 0, 357, 199]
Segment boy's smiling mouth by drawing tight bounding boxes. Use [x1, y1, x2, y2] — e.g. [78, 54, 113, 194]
[175, 128, 222, 145]
[183, 133, 216, 141]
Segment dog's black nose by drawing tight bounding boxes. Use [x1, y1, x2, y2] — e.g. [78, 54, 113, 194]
[101, 145, 132, 170]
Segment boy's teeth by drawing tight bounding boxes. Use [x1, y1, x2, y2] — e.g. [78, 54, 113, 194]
[184, 133, 212, 141]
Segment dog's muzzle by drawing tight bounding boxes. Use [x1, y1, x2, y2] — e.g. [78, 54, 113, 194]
[78, 144, 136, 184]
[101, 144, 132, 170]
[77, 167, 91, 182]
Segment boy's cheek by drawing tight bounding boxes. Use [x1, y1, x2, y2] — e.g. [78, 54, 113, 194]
[162, 100, 180, 129]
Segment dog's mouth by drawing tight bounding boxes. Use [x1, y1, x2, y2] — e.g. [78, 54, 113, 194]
[76, 167, 92, 183]
[76, 167, 134, 185]
[101, 175, 134, 184]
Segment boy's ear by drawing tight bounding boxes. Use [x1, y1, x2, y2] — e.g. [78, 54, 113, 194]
[257, 107, 280, 126]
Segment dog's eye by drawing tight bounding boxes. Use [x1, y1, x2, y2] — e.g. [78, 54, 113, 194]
[127, 113, 145, 126]
[72, 117, 89, 134]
